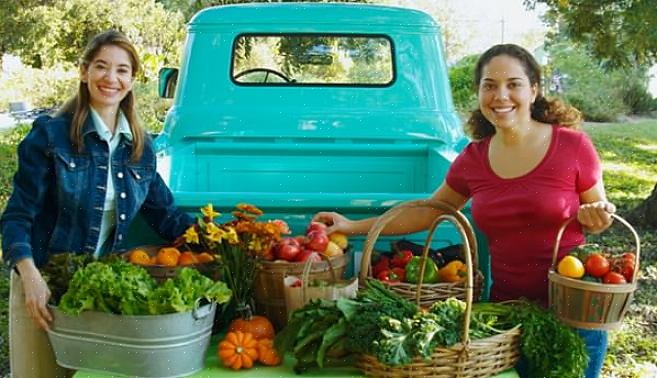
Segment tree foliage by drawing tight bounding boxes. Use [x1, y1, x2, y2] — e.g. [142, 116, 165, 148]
[525, 0, 657, 68]
[0, 0, 186, 78]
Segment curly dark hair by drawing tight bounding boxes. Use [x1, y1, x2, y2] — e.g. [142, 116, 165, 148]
[465, 44, 582, 140]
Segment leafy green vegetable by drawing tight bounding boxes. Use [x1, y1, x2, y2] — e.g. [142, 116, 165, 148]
[473, 300, 588, 378]
[40, 253, 95, 305]
[58, 260, 232, 316]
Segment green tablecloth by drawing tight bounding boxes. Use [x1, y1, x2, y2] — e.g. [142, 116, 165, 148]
[73, 335, 520, 378]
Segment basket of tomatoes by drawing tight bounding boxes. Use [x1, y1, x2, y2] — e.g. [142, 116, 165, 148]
[360, 199, 484, 307]
[126, 245, 218, 282]
[548, 214, 640, 330]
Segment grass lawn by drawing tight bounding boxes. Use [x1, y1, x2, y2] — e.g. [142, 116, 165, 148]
[0, 120, 656, 377]
[584, 120, 657, 377]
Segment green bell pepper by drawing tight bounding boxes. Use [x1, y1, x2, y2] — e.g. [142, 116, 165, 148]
[404, 256, 439, 284]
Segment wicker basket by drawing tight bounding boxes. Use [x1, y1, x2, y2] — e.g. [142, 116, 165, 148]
[124, 245, 217, 283]
[360, 199, 483, 306]
[254, 252, 349, 330]
[357, 209, 521, 378]
[548, 214, 640, 330]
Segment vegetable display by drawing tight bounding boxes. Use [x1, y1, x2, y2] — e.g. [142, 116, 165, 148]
[275, 279, 587, 377]
[557, 244, 637, 284]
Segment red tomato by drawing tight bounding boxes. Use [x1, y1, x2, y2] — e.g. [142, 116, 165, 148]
[621, 261, 635, 282]
[621, 252, 636, 263]
[602, 271, 627, 284]
[585, 253, 610, 278]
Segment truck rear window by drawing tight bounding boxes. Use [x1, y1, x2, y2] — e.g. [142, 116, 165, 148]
[232, 34, 394, 86]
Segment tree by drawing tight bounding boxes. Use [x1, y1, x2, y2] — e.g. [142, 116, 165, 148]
[525, 0, 657, 226]
[525, 0, 657, 68]
[0, 0, 186, 78]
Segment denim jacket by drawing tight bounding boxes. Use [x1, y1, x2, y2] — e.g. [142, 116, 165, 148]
[1, 113, 193, 268]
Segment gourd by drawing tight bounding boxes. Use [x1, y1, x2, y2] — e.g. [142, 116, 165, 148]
[218, 331, 259, 370]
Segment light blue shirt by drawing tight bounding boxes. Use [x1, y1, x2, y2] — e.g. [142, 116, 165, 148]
[89, 107, 132, 257]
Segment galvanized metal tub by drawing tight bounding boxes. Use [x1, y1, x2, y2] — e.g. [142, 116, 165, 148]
[47, 302, 216, 378]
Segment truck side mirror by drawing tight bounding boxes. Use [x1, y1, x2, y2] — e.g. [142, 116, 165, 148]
[158, 67, 179, 98]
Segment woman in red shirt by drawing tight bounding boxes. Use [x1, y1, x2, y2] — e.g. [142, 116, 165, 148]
[314, 44, 613, 378]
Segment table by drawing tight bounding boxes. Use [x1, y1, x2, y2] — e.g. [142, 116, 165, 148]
[74, 336, 520, 378]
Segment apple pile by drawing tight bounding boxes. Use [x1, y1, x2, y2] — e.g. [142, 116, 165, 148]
[273, 222, 348, 263]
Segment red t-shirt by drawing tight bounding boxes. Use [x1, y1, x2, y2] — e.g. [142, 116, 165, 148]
[446, 125, 601, 305]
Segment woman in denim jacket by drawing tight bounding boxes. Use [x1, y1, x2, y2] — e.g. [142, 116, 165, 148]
[0, 30, 193, 377]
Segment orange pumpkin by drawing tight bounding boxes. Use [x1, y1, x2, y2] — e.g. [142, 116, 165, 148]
[257, 338, 281, 366]
[218, 331, 259, 370]
[228, 315, 275, 340]
[178, 251, 199, 266]
[156, 247, 180, 266]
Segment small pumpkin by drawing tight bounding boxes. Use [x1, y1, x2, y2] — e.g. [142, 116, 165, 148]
[218, 331, 259, 370]
[228, 315, 275, 340]
[257, 338, 281, 366]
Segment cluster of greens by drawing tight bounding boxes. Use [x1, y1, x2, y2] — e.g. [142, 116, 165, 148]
[41, 252, 96, 305]
[58, 259, 232, 316]
[275, 279, 587, 377]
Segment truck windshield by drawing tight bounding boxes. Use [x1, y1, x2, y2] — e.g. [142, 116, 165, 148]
[232, 34, 394, 86]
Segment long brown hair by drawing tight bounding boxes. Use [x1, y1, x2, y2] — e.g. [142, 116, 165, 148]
[57, 30, 144, 161]
[466, 44, 582, 140]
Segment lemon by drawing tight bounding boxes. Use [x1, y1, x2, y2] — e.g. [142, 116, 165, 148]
[557, 255, 585, 278]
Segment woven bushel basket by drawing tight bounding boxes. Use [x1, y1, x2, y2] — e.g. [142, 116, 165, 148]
[359, 199, 483, 307]
[254, 252, 349, 330]
[357, 199, 521, 377]
[548, 214, 640, 330]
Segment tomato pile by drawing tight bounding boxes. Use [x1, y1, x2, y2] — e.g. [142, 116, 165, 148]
[556, 245, 636, 284]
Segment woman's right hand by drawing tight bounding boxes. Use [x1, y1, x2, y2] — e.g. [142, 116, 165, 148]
[312, 211, 353, 235]
[16, 259, 53, 331]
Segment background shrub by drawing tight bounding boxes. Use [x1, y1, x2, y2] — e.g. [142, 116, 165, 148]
[448, 54, 478, 114]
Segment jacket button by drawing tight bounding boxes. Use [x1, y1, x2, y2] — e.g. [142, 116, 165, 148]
[69, 162, 76, 168]
[120, 214, 126, 221]
[117, 172, 124, 179]
[120, 192, 127, 199]
[117, 234, 123, 241]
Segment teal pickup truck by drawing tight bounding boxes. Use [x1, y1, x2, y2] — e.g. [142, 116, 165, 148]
[132, 2, 490, 294]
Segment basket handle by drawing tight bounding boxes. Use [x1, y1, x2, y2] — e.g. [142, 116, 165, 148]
[300, 254, 339, 304]
[551, 214, 641, 282]
[359, 199, 479, 282]
[419, 213, 475, 345]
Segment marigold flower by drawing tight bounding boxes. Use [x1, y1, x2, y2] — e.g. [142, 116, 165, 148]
[201, 203, 221, 220]
[236, 203, 264, 216]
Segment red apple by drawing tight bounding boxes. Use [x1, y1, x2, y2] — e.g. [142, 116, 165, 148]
[306, 230, 329, 252]
[275, 237, 302, 261]
[295, 250, 322, 263]
[306, 222, 327, 235]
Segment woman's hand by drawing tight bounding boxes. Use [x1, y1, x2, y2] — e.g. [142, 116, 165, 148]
[578, 201, 616, 234]
[312, 211, 354, 235]
[16, 259, 53, 331]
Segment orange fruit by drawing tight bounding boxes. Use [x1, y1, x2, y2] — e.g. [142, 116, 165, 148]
[156, 247, 181, 266]
[196, 252, 215, 263]
[557, 255, 585, 278]
[178, 251, 199, 266]
[129, 249, 151, 265]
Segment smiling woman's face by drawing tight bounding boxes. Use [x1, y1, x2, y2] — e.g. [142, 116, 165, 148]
[80, 44, 134, 113]
[478, 54, 538, 130]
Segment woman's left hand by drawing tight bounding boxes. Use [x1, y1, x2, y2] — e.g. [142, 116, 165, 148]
[578, 201, 616, 234]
